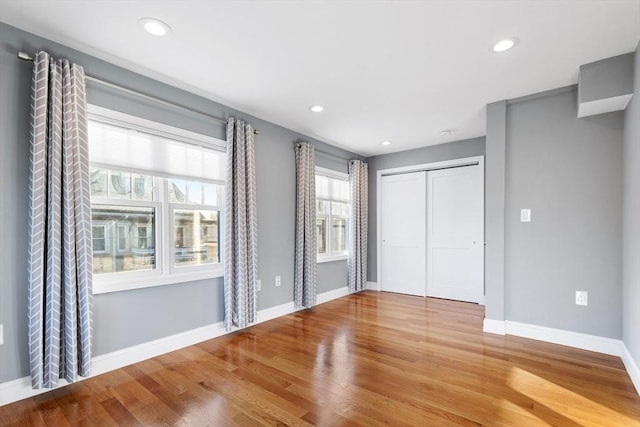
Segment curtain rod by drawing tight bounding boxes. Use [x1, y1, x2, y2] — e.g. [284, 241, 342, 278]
[294, 142, 353, 163]
[17, 51, 259, 135]
[317, 149, 353, 163]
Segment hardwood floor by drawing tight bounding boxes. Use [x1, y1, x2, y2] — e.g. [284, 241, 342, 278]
[1, 291, 639, 426]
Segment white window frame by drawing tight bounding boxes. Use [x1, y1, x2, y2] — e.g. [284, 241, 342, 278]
[88, 105, 226, 294]
[316, 167, 350, 263]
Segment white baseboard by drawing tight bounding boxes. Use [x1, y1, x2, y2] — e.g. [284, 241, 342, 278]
[483, 318, 623, 356]
[317, 286, 351, 304]
[366, 281, 379, 291]
[483, 318, 506, 335]
[0, 286, 349, 407]
[256, 301, 296, 324]
[621, 345, 640, 394]
[505, 321, 623, 357]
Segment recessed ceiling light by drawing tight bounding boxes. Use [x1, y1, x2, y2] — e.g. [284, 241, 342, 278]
[381, 140, 392, 146]
[138, 18, 172, 37]
[492, 37, 518, 53]
[440, 129, 453, 135]
[310, 105, 324, 113]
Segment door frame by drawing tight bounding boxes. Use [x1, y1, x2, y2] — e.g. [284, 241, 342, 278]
[376, 155, 485, 298]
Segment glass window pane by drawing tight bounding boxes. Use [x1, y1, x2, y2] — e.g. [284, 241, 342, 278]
[203, 183, 219, 206]
[187, 181, 202, 204]
[174, 209, 219, 267]
[332, 218, 348, 253]
[170, 179, 186, 203]
[316, 200, 330, 214]
[331, 201, 349, 217]
[316, 175, 330, 199]
[333, 179, 350, 201]
[92, 206, 156, 274]
[316, 217, 327, 254]
[132, 174, 153, 201]
[109, 171, 131, 199]
[90, 168, 107, 197]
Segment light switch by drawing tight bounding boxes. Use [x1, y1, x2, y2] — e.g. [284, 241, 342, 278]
[520, 209, 531, 222]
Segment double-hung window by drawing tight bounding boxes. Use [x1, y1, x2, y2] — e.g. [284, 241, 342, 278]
[88, 106, 226, 293]
[316, 167, 350, 262]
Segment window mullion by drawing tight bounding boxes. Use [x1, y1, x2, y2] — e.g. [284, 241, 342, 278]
[159, 177, 171, 276]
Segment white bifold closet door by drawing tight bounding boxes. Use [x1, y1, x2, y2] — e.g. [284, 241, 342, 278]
[426, 165, 484, 303]
[380, 171, 427, 297]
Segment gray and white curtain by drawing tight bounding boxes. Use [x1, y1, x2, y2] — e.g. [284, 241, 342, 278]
[348, 160, 368, 292]
[294, 142, 317, 308]
[27, 51, 93, 389]
[224, 118, 258, 330]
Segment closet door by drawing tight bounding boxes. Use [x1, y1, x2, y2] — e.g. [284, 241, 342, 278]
[380, 172, 426, 296]
[426, 165, 484, 303]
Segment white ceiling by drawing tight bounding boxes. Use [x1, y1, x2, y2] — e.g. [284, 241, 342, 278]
[1, 1, 638, 156]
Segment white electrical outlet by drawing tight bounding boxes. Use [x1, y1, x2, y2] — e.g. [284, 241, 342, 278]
[0, 324, 3, 345]
[257, 279, 261, 291]
[520, 209, 531, 222]
[576, 291, 588, 306]
[275, 275, 281, 287]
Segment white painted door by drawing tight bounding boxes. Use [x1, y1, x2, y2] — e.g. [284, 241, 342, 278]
[380, 172, 426, 296]
[426, 165, 484, 303]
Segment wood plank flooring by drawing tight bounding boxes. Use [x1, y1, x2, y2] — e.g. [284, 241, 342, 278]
[1, 291, 639, 426]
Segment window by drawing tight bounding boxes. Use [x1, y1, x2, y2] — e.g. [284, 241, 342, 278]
[88, 105, 226, 293]
[316, 167, 350, 262]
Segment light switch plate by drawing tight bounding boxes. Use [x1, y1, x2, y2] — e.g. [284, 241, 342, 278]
[0, 324, 3, 345]
[257, 279, 261, 291]
[520, 209, 531, 222]
[275, 275, 281, 287]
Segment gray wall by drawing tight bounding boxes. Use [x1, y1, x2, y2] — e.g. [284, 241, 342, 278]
[504, 87, 623, 338]
[366, 137, 486, 282]
[623, 43, 640, 368]
[485, 101, 507, 321]
[0, 22, 360, 383]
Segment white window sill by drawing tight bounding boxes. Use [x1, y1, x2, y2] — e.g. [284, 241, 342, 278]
[317, 255, 348, 264]
[93, 268, 223, 294]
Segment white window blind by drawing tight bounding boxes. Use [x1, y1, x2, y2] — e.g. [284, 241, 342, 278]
[316, 174, 349, 201]
[88, 120, 225, 183]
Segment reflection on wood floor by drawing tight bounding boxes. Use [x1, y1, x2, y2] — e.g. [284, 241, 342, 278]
[1, 290, 639, 426]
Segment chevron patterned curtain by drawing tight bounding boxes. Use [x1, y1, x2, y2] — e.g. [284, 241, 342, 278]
[224, 118, 258, 330]
[348, 160, 368, 292]
[27, 51, 93, 389]
[294, 142, 317, 308]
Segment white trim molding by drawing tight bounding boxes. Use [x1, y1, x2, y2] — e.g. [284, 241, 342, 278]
[505, 321, 623, 356]
[621, 345, 640, 394]
[483, 318, 506, 335]
[0, 286, 350, 407]
[483, 319, 622, 355]
[317, 286, 351, 304]
[366, 281, 379, 291]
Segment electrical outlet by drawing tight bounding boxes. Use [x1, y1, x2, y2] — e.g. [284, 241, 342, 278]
[0, 324, 3, 345]
[575, 291, 588, 306]
[257, 279, 261, 291]
[520, 209, 531, 222]
[275, 275, 281, 287]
